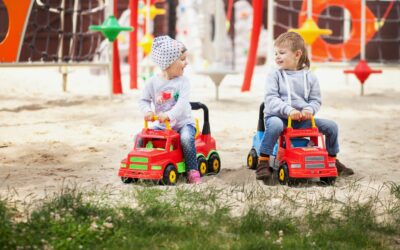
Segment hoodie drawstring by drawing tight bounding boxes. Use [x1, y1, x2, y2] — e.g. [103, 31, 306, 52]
[282, 70, 309, 105]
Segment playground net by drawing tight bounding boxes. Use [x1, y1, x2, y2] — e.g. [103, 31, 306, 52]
[272, 0, 400, 63]
[12, 0, 106, 63]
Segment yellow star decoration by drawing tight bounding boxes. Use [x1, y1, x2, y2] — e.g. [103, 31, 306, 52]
[290, 19, 332, 45]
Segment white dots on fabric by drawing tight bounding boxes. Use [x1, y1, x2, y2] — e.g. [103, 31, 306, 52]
[150, 36, 185, 70]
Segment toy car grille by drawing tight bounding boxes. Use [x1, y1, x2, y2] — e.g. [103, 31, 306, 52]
[305, 163, 325, 169]
[305, 156, 325, 162]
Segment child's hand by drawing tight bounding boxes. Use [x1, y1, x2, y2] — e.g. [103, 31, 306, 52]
[289, 110, 302, 120]
[144, 111, 155, 121]
[301, 110, 313, 120]
[158, 112, 169, 122]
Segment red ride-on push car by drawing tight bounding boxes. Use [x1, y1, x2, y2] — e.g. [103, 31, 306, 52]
[275, 116, 338, 185]
[118, 102, 221, 185]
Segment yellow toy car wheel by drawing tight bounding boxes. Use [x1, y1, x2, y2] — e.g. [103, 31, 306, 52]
[208, 153, 221, 174]
[197, 156, 208, 176]
[278, 164, 289, 185]
[162, 164, 178, 185]
[247, 149, 258, 169]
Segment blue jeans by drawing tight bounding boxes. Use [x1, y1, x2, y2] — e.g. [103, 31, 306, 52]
[178, 124, 198, 171]
[259, 116, 339, 156]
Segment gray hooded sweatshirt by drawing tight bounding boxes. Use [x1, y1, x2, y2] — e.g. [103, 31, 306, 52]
[264, 68, 321, 119]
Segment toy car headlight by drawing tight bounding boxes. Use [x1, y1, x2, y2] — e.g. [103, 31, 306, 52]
[291, 163, 301, 169]
[151, 165, 162, 170]
[328, 162, 336, 168]
[120, 163, 127, 168]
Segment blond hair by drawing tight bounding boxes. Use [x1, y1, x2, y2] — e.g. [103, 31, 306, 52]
[275, 32, 310, 70]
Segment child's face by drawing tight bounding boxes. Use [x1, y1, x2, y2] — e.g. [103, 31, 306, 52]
[274, 46, 302, 70]
[165, 51, 188, 79]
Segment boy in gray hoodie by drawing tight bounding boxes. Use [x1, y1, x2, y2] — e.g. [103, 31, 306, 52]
[256, 32, 354, 180]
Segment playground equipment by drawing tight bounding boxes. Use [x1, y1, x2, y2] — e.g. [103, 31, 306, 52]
[0, 0, 116, 92]
[125, 0, 168, 89]
[138, 33, 154, 56]
[0, 0, 32, 62]
[138, 0, 166, 56]
[241, 0, 263, 92]
[90, 16, 133, 42]
[289, 19, 332, 46]
[241, 0, 397, 91]
[128, 0, 139, 89]
[90, 14, 133, 94]
[344, 60, 382, 96]
[342, 0, 383, 96]
[136, 0, 166, 82]
[196, 68, 236, 101]
[0, 0, 164, 93]
[175, 0, 235, 100]
[225, 0, 234, 31]
[138, 3, 166, 20]
[233, 0, 254, 71]
[298, 0, 376, 61]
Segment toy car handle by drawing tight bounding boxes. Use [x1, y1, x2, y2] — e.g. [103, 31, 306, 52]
[258, 103, 265, 132]
[287, 116, 316, 128]
[144, 115, 172, 130]
[190, 102, 210, 135]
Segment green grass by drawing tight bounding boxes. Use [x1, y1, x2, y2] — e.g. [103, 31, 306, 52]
[0, 197, 15, 248]
[0, 184, 399, 250]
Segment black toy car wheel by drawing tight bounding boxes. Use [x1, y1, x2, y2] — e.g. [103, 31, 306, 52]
[278, 164, 289, 185]
[208, 153, 221, 174]
[162, 164, 178, 185]
[121, 177, 133, 184]
[247, 149, 258, 170]
[197, 156, 208, 176]
[121, 177, 138, 184]
[320, 177, 336, 185]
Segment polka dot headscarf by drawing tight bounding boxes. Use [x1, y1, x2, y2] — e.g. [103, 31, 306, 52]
[150, 36, 186, 70]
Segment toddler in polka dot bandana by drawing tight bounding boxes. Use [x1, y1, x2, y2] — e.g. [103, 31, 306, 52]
[151, 35, 186, 70]
[138, 35, 201, 184]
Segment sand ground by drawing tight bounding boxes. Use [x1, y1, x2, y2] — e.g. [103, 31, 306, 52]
[1, 65, 399, 209]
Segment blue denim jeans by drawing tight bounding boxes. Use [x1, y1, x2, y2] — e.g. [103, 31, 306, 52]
[259, 116, 339, 156]
[178, 124, 198, 171]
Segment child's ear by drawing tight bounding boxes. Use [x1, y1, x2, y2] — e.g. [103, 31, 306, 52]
[295, 50, 302, 59]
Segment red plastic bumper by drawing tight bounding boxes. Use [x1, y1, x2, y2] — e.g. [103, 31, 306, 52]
[289, 168, 337, 178]
[118, 168, 163, 180]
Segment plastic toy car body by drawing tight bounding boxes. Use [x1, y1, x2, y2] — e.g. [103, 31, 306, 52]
[247, 103, 338, 185]
[118, 102, 221, 185]
[246, 103, 266, 170]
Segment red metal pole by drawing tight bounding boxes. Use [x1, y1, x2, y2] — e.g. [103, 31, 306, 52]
[113, 0, 123, 94]
[129, 0, 138, 89]
[113, 41, 123, 94]
[241, 0, 263, 92]
[226, 0, 234, 26]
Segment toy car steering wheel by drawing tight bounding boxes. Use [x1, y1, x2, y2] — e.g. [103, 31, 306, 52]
[144, 115, 172, 130]
[288, 116, 316, 129]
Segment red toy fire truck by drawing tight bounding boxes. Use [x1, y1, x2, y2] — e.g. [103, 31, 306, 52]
[275, 116, 338, 185]
[118, 102, 220, 185]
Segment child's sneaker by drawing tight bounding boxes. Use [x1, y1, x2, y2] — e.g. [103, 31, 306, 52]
[187, 170, 201, 184]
